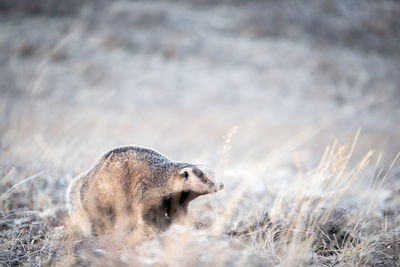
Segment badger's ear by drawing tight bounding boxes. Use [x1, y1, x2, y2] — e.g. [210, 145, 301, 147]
[179, 168, 190, 179]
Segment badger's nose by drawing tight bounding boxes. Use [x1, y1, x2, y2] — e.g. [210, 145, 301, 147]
[215, 183, 224, 192]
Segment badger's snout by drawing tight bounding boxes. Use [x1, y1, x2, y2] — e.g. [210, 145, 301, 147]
[204, 181, 223, 193]
[214, 182, 224, 192]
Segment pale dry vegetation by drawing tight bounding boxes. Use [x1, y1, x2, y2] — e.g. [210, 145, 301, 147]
[1, 0, 400, 266]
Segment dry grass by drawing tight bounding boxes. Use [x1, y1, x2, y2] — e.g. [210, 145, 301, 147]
[1, 132, 399, 266]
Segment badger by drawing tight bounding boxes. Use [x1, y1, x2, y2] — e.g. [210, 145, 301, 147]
[66, 146, 223, 239]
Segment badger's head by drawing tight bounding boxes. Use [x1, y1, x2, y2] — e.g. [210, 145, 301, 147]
[170, 165, 223, 207]
[180, 165, 223, 194]
[143, 164, 223, 230]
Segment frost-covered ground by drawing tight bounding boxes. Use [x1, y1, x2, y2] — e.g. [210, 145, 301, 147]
[1, 1, 400, 266]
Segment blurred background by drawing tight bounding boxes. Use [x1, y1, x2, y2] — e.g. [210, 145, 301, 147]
[1, 0, 400, 173]
[1, 0, 400, 207]
[0, 0, 400, 264]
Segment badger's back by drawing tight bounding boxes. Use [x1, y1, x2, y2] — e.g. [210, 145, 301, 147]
[67, 146, 184, 236]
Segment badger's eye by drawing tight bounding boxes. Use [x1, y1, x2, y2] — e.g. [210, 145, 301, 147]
[181, 170, 189, 179]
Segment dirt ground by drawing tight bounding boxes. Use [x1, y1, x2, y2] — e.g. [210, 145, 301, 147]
[0, 0, 400, 266]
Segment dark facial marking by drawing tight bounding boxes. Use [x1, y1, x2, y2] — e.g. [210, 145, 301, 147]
[181, 170, 189, 179]
[192, 167, 208, 183]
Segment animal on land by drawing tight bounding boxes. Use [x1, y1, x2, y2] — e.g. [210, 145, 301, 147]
[66, 146, 224, 238]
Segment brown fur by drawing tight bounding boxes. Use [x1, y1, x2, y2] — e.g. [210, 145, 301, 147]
[66, 146, 223, 240]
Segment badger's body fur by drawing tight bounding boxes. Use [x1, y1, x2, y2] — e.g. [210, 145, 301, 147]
[66, 146, 223, 238]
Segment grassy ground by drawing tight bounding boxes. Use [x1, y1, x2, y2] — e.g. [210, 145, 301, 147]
[1, 0, 400, 266]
